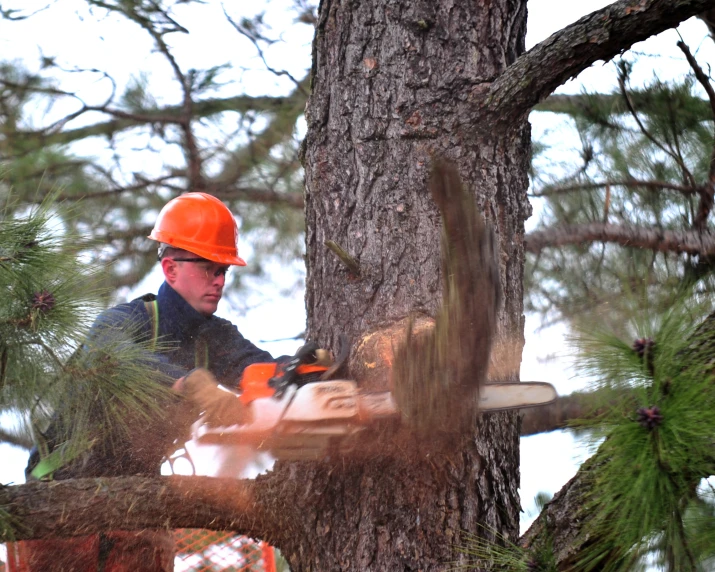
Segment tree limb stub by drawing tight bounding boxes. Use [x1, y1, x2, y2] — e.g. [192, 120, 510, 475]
[525, 222, 715, 256]
[1, 476, 271, 542]
[486, 0, 715, 122]
[324, 240, 361, 276]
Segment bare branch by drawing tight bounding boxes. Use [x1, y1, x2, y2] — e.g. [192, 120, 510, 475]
[525, 222, 715, 256]
[0, 428, 32, 450]
[529, 179, 698, 198]
[223, 7, 309, 97]
[485, 0, 715, 121]
[215, 75, 310, 183]
[86, 0, 204, 191]
[519, 387, 632, 436]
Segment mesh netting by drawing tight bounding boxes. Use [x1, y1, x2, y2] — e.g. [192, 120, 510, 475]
[2, 530, 276, 572]
[174, 529, 275, 571]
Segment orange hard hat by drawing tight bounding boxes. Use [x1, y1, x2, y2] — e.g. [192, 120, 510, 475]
[148, 192, 247, 266]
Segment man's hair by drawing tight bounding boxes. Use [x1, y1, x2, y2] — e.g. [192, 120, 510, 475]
[158, 244, 197, 260]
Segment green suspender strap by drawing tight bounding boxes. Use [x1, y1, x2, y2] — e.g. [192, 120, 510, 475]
[144, 298, 208, 368]
[145, 299, 160, 352]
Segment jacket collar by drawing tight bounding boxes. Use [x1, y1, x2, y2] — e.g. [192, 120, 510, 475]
[156, 281, 213, 341]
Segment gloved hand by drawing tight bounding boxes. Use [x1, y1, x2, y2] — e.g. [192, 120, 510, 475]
[177, 368, 253, 427]
[294, 342, 334, 367]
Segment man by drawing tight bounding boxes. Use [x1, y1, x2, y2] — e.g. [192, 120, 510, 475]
[23, 192, 290, 571]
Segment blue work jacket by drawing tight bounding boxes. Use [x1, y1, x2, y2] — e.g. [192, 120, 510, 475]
[28, 282, 277, 479]
[92, 281, 275, 386]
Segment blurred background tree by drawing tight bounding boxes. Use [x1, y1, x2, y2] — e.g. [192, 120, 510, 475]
[0, 0, 312, 304]
[526, 20, 715, 334]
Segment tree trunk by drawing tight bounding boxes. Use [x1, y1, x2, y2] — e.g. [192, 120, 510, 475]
[278, 1, 531, 569]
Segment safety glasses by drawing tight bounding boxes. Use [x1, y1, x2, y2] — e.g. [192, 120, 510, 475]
[170, 258, 230, 278]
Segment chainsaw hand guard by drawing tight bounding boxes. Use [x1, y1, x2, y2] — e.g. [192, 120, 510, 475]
[269, 342, 333, 398]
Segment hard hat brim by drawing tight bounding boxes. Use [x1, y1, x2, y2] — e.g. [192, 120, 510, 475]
[148, 231, 247, 266]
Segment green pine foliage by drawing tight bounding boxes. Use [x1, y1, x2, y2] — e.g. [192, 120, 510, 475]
[0, 194, 175, 536]
[564, 295, 715, 571]
[459, 292, 715, 570]
[0, 1, 313, 302]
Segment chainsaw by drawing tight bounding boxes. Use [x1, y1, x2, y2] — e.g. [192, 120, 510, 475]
[195, 340, 558, 460]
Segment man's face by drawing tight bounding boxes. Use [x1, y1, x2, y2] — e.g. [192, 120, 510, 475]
[162, 256, 231, 316]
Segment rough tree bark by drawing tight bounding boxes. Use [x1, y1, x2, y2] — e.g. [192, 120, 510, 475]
[2, 1, 714, 571]
[295, 1, 529, 569]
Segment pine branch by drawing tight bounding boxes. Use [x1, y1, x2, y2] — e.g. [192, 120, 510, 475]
[525, 222, 715, 256]
[200, 185, 304, 210]
[677, 40, 715, 231]
[485, 0, 715, 121]
[535, 93, 714, 118]
[16, 94, 303, 147]
[520, 297, 715, 569]
[617, 64, 697, 188]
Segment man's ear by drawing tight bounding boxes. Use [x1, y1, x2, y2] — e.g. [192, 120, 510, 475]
[161, 257, 177, 285]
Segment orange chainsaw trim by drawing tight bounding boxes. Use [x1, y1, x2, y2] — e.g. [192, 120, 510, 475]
[238, 362, 329, 405]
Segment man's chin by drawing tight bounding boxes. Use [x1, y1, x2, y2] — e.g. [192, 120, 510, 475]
[200, 300, 220, 316]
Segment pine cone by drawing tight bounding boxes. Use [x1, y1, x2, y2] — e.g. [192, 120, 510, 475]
[632, 337, 655, 376]
[31, 290, 56, 313]
[636, 406, 663, 430]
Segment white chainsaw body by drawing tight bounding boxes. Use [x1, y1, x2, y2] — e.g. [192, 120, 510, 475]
[196, 380, 557, 460]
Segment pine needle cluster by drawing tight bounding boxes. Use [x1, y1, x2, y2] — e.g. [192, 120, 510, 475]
[452, 525, 556, 571]
[455, 294, 715, 571]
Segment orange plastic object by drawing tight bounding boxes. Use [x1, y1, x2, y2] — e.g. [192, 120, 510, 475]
[239, 363, 279, 404]
[239, 362, 330, 405]
[149, 192, 247, 266]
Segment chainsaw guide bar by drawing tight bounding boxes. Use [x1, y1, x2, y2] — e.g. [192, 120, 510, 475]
[196, 380, 557, 460]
